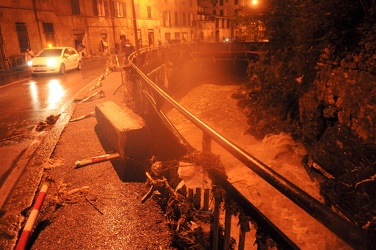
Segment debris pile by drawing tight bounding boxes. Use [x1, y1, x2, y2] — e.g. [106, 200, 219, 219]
[143, 152, 233, 249]
[35, 114, 61, 131]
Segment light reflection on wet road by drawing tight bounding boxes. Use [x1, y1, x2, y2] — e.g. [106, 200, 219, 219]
[0, 58, 106, 199]
[0, 59, 106, 143]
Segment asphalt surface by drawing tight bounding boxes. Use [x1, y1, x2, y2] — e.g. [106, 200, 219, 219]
[0, 69, 174, 249]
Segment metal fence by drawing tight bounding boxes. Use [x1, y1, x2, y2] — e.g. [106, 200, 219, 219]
[126, 43, 375, 250]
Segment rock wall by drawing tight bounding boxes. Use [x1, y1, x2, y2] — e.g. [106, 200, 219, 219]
[235, 22, 376, 235]
[302, 34, 376, 145]
[299, 22, 376, 234]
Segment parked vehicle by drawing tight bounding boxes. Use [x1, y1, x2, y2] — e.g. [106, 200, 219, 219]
[28, 47, 82, 75]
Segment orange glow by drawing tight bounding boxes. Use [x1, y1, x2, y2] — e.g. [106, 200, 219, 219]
[48, 79, 64, 109]
[29, 81, 40, 111]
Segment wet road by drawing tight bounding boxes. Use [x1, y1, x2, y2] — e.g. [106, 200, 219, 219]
[0, 58, 107, 207]
[0, 59, 106, 142]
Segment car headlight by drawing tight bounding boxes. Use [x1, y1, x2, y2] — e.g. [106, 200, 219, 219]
[46, 58, 58, 67]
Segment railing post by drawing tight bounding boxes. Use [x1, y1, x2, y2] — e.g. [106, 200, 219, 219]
[203, 189, 210, 211]
[238, 214, 250, 250]
[188, 188, 194, 201]
[223, 201, 232, 250]
[202, 132, 211, 153]
[194, 188, 201, 210]
[211, 186, 221, 250]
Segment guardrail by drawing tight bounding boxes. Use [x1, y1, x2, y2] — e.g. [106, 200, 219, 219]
[127, 43, 375, 249]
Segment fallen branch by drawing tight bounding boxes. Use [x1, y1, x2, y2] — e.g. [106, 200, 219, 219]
[79, 90, 105, 103]
[88, 81, 102, 91]
[85, 196, 104, 215]
[70, 111, 95, 122]
[75, 153, 120, 169]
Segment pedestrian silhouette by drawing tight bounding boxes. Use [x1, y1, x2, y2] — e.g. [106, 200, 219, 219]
[25, 47, 35, 62]
[122, 39, 135, 66]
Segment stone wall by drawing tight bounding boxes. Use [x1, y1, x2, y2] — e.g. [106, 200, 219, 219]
[303, 26, 376, 144]
[233, 21, 376, 235]
[297, 22, 376, 235]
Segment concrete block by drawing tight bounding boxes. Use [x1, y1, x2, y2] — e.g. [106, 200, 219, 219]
[95, 101, 149, 163]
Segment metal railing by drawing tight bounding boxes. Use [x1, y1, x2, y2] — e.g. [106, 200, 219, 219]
[127, 44, 375, 249]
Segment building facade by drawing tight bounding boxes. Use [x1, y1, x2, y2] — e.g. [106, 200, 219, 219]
[0, 0, 199, 71]
[198, 0, 266, 42]
[0, 0, 262, 71]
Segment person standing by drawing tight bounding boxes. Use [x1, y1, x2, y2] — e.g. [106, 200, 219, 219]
[77, 43, 86, 58]
[122, 39, 135, 66]
[25, 47, 35, 62]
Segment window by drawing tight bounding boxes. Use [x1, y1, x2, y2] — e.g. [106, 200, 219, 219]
[15, 23, 29, 53]
[137, 29, 142, 47]
[43, 23, 56, 46]
[98, 0, 105, 16]
[174, 11, 179, 26]
[148, 29, 154, 45]
[182, 12, 186, 26]
[71, 0, 80, 15]
[165, 32, 171, 42]
[191, 17, 196, 27]
[147, 6, 151, 18]
[96, 0, 109, 16]
[163, 11, 171, 27]
[68, 48, 78, 55]
[93, 0, 98, 15]
[112, 1, 126, 17]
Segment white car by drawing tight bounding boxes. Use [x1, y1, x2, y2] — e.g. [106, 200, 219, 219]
[28, 47, 82, 75]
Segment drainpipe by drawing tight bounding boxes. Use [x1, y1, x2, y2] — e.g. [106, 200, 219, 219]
[0, 15, 10, 69]
[109, 1, 116, 54]
[32, 0, 44, 48]
[131, 0, 139, 53]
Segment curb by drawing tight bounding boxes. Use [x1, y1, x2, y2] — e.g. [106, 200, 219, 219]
[0, 102, 76, 249]
[0, 73, 103, 248]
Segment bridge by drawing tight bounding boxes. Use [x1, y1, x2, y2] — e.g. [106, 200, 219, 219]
[189, 42, 263, 62]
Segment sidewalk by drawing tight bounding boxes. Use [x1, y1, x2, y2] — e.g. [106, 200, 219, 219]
[0, 69, 173, 249]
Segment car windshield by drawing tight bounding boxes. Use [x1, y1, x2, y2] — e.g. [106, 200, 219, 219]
[37, 49, 63, 57]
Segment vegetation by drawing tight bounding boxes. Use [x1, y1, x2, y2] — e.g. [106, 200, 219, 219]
[235, 0, 369, 138]
[234, 1, 376, 237]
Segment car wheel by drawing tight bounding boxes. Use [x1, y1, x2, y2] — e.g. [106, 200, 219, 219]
[59, 63, 66, 75]
[77, 61, 82, 70]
